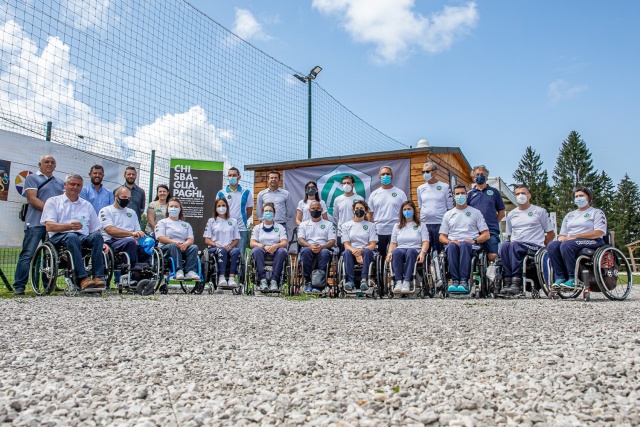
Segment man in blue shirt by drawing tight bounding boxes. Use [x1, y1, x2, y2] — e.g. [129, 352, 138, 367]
[80, 164, 114, 214]
[467, 165, 505, 261]
[117, 166, 146, 226]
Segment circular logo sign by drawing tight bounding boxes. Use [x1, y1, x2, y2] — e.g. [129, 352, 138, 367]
[227, 195, 232, 199]
[126, 212, 132, 217]
[528, 212, 533, 217]
[14, 170, 33, 197]
[413, 226, 419, 230]
[363, 225, 368, 231]
[274, 227, 279, 232]
[584, 213, 590, 218]
[182, 223, 187, 228]
[320, 224, 326, 229]
[228, 221, 233, 226]
[392, 192, 397, 197]
[436, 185, 442, 190]
[466, 212, 471, 217]
[487, 190, 494, 196]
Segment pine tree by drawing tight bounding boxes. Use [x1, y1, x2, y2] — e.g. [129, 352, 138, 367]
[552, 131, 599, 219]
[512, 146, 554, 211]
[611, 174, 640, 250]
[593, 170, 614, 219]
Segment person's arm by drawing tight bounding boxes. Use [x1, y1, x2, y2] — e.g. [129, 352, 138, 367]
[277, 238, 288, 249]
[205, 237, 216, 247]
[476, 229, 490, 244]
[497, 209, 505, 223]
[322, 239, 336, 250]
[544, 230, 555, 246]
[46, 221, 82, 233]
[386, 242, 397, 260]
[440, 233, 456, 245]
[296, 209, 303, 226]
[297, 225, 308, 248]
[256, 193, 263, 221]
[105, 226, 144, 238]
[286, 193, 296, 222]
[565, 230, 604, 240]
[147, 207, 157, 230]
[25, 189, 45, 211]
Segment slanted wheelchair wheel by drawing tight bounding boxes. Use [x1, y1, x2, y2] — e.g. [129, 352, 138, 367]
[29, 243, 58, 296]
[594, 246, 632, 301]
[136, 279, 155, 296]
[535, 248, 551, 296]
[104, 245, 115, 288]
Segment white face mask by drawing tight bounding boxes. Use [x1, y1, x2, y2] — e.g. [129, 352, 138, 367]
[168, 207, 180, 217]
[516, 194, 528, 205]
[423, 172, 432, 181]
[216, 206, 227, 215]
[574, 196, 588, 208]
[342, 184, 353, 193]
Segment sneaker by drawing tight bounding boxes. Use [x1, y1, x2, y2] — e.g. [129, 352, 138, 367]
[14, 288, 25, 296]
[552, 278, 565, 289]
[401, 280, 411, 294]
[218, 276, 228, 287]
[458, 281, 469, 292]
[228, 277, 237, 287]
[259, 279, 268, 292]
[304, 284, 314, 293]
[92, 277, 106, 288]
[562, 279, 575, 289]
[344, 281, 354, 291]
[185, 271, 200, 280]
[393, 282, 402, 294]
[448, 280, 460, 292]
[312, 287, 322, 294]
[360, 280, 369, 292]
[269, 280, 279, 291]
[175, 270, 185, 281]
[214, 287, 224, 294]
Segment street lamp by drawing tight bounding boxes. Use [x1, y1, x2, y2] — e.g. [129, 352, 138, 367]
[294, 66, 322, 159]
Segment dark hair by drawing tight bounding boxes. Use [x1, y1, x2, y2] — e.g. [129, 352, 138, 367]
[166, 198, 185, 220]
[453, 184, 467, 193]
[228, 167, 240, 176]
[89, 164, 104, 173]
[574, 186, 593, 202]
[214, 197, 230, 219]
[303, 180, 320, 203]
[154, 184, 172, 203]
[342, 175, 355, 185]
[125, 166, 137, 173]
[262, 202, 276, 214]
[514, 184, 530, 193]
[352, 200, 369, 213]
[398, 200, 421, 228]
[268, 170, 280, 179]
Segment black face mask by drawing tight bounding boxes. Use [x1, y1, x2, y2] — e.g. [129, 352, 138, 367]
[306, 187, 317, 196]
[475, 174, 487, 185]
[354, 209, 366, 218]
[117, 197, 130, 208]
[310, 209, 322, 219]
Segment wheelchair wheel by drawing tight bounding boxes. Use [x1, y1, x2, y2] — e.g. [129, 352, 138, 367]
[534, 247, 551, 296]
[151, 247, 165, 293]
[382, 260, 394, 298]
[594, 246, 632, 301]
[29, 243, 58, 295]
[136, 279, 155, 296]
[244, 253, 254, 296]
[104, 245, 115, 288]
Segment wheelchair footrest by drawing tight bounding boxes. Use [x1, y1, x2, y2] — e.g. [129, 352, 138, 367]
[80, 287, 105, 293]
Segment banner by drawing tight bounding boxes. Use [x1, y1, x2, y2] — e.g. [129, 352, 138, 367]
[169, 158, 223, 249]
[0, 159, 10, 202]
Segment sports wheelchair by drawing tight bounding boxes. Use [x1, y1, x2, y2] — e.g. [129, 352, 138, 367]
[156, 248, 205, 294]
[104, 244, 164, 296]
[382, 254, 430, 299]
[548, 233, 632, 301]
[335, 251, 381, 299]
[491, 247, 550, 299]
[200, 247, 245, 295]
[29, 238, 111, 296]
[433, 244, 489, 298]
[244, 250, 292, 296]
[290, 246, 339, 297]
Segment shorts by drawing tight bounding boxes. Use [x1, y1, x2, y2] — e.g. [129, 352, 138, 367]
[483, 231, 500, 255]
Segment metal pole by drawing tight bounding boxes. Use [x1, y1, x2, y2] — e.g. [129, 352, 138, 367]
[148, 149, 155, 203]
[45, 121, 52, 141]
[307, 79, 312, 159]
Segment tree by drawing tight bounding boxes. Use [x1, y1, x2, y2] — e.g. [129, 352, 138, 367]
[611, 174, 640, 250]
[593, 170, 614, 220]
[512, 146, 554, 211]
[552, 131, 599, 219]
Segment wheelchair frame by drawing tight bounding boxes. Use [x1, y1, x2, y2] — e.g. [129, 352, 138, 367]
[104, 244, 164, 296]
[244, 250, 292, 296]
[434, 245, 489, 298]
[335, 251, 380, 299]
[382, 253, 429, 299]
[200, 247, 245, 295]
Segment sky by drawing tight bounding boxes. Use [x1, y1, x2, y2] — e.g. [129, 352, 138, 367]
[188, 0, 640, 186]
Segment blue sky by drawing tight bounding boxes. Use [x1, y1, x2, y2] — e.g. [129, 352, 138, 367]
[189, 0, 640, 186]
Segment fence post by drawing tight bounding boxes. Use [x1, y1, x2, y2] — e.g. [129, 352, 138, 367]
[45, 121, 52, 141]
[148, 149, 155, 203]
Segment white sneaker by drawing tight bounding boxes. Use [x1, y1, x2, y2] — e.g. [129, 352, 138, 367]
[175, 270, 184, 280]
[393, 282, 402, 294]
[185, 271, 199, 280]
[218, 276, 227, 287]
[401, 280, 411, 294]
[228, 277, 237, 287]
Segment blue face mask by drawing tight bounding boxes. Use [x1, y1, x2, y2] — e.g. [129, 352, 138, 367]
[381, 175, 392, 185]
[574, 196, 588, 208]
[423, 172, 432, 181]
[455, 194, 467, 206]
[402, 209, 413, 219]
[475, 174, 487, 185]
[263, 211, 274, 221]
[229, 177, 238, 186]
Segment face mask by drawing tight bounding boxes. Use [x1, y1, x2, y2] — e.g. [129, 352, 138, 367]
[402, 209, 414, 219]
[381, 175, 392, 185]
[574, 196, 588, 208]
[455, 195, 467, 206]
[516, 194, 528, 205]
[228, 177, 238, 186]
[117, 197, 130, 208]
[263, 211, 274, 221]
[354, 209, 365, 218]
[475, 174, 487, 185]
[168, 207, 180, 217]
[342, 184, 353, 193]
[310, 209, 322, 219]
[306, 187, 317, 196]
[216, 206, 227, 215]
[423, 172, 432, 181]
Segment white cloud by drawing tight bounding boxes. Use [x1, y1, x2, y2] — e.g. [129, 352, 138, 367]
[62, 0, 113, 31]
[232, 8, 271, 41]
[312, 0, 478, 63]
[548, 79, 588, 105]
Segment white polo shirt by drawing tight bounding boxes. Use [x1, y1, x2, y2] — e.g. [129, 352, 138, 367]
[298, 219, 336, 246]
[417, 181, 453, 224]
[41, 194, 101, 238]
[439, 206, 488, 242]
[506, 204, 554, 246]
[560, 207, 607, 236]
[367, 186, 408, 235]
[297, 199, 328, 222]
[217, 186, 253, 232]
[155, 218, 194, 248]
[203, 217, 240, 247]
[251, 222, 287, 246]
[342, 220, 377, 249]
[99, 205, 141, 241]
[333, 193, 363, 237]
[391, 222, 429, 250]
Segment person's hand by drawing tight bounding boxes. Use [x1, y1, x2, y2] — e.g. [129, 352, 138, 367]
[311, 244, 321, 254]
[386, 253, 392, 263]
[267, 245, 277, 254]
[133, 230, 146, 239]
[417, 252, 425, 264]
[451, 240, 460, 246]
[69, 221, 83, 231]
[179, 242, 189, 251]
[463, 238, 474, 244]
[353, 248, 362, 257]
[225, 244, 232, 251]
[558, 236, 567, 242]
[102, 243, 109, 253]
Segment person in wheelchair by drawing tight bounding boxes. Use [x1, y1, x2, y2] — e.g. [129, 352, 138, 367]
[99, 187, 150, 265]
[386, 201, 429, 294]
[41, 173, 107, 290]
[439, 185, 490, 293]
[297, 200, 336, 293]
[203, 198, 241, 290]
[342, 200, 377, 292]
[155, 198, 199, 281]
[547, 187, 606, 290]
[250, 202, 288, 292]
[498, 185, 555, 295]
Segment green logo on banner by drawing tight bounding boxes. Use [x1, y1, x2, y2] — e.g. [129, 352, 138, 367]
[317, 166, 372, 216]
[487, 190, 494, 196]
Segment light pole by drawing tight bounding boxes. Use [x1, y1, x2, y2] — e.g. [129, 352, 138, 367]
[294, 66, 322, 159]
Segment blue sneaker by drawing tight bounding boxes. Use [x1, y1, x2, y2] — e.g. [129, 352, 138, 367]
[458, 281, 470, 292]
[562, 279, 575, 289]
[552, 278, 565, 289]
[304, 284, 314, 293]
[448, 281, 459, 292]
[344, 282, 354, 291]
[360, 280, 369, 292]
[312, 287, 322, 294]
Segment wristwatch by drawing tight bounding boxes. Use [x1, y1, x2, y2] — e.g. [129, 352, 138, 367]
[473, 237, 478, 244]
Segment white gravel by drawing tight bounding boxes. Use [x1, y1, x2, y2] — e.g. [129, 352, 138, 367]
[1, 289, 640, 426]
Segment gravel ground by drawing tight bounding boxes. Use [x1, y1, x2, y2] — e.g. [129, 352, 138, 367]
[1, 289, 640, 427]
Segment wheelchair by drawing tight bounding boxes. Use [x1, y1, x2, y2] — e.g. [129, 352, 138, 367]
[104, 244, 164, 296]
[290, 246, 339, 297]
[244, 250, 292, 296]
[433, 244, 489, 298]
[156, 248, 205, 294]
[492, 246, 550, 299]
[335, 251, 381, 299]
[547, 233, 632, 301]
[29, 238, 112, 296]
[200, 247, 245, 295]
[382, 253, 430, 299]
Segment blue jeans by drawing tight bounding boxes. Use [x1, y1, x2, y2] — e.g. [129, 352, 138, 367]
[426, 224, 443, 253]
[163, 244, 199, 274]
[299, 247, 332, 284]
[14, 226, 47, 290]
[50, 232, 105, 280]
[391, 248, 419, 282]
[108, 237, 150, 265]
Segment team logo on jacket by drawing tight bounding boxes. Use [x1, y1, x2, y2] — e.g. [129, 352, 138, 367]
[584, 213, 590, 218]
[528, 212, 533, 216]
[392, 192, 397, 197]
[228, 221, 233, 226]
[436, 185, 442, 190]
[363, 225, 368, 230]
[413, 226, 419, 230]
[466, 212, 471, 217]
[227, 195, 232, 199]
[274, 228, 279, 232]
[182, 223, 187, 228]
[126, 212, 132, 217]
[320, 224, 326, 229]
[487, 190, 494, 196]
